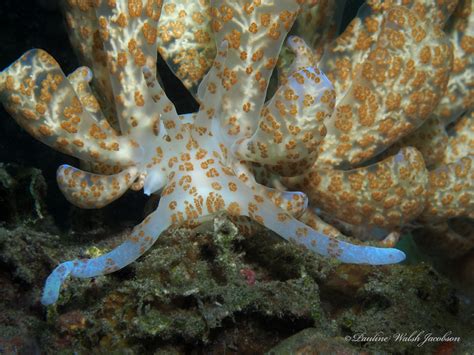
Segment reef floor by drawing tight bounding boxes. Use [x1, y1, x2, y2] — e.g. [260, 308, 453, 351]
[0, 163, 473, 354]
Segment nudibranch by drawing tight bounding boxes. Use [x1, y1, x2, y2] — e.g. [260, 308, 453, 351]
[0, 0, 406, 306]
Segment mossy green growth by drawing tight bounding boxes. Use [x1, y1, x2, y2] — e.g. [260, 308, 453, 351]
[2, 203, 472, 354]
[331, 263, 469, 353]
[54, 216, 326, 352]
[133, 308, 201, 338]
[84, 246, 105, 258]
[0, 227, 60, 286]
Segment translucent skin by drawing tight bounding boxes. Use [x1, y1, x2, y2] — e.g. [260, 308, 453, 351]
[0, 0, 406, 306]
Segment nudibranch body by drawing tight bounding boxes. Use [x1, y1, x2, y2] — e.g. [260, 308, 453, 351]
[0, 0, 406, 306]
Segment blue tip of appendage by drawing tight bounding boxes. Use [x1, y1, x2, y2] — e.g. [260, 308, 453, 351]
[390, 248, 406, 263]
[337, 243, 406, 265]
[41, 261, 74, 306]
[366, 247, 406, 265]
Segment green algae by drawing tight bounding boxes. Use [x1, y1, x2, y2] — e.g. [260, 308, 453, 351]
[327, 263, 470, 353]
[0, 165, 473, 353]
[63, 217, 325, 351]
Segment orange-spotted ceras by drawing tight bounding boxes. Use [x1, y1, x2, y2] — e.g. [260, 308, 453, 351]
[0, 0, 405, 306]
